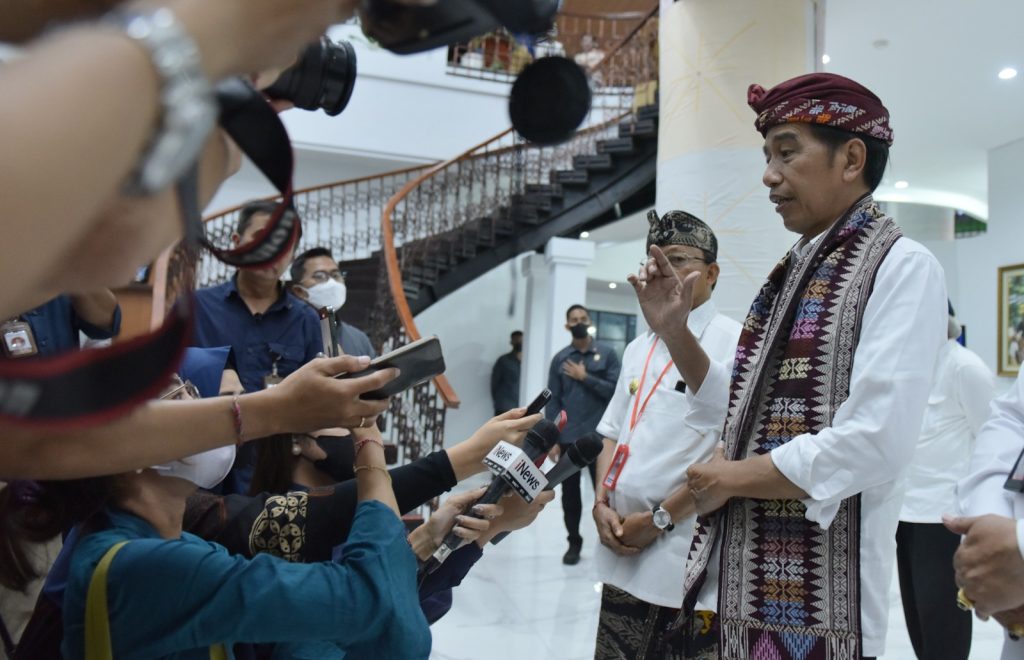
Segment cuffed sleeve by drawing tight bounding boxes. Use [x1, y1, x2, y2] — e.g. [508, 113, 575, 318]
[682, 358, 731, 433]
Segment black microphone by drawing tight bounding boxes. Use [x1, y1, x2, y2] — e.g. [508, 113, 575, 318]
[541, 432, 605, 491]
[425, 419, 560, 572]
[489, 432, 605, 545]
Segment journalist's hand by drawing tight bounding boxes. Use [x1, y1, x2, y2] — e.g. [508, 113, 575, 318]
[593, 501, 640, 556]
[447, 409, 543, 480]
[478, 490, 555, 545]
[250, 354, 396, 435]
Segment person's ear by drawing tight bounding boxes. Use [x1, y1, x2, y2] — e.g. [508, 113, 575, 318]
[840, 138, 868, 185]
[290, 284, 309, 300]
[706, 262, 720, 288]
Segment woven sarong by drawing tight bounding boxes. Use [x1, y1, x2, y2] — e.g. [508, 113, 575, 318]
[678, 195, 902, 660]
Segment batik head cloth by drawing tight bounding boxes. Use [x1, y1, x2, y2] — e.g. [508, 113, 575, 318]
[646, 209, 717, 262]
[748, 72, 894, 146]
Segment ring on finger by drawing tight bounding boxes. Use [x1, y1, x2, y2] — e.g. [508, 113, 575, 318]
[956, 588, 974, 611]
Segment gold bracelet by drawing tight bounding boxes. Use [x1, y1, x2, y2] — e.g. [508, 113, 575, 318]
[354, 464, 392, 481]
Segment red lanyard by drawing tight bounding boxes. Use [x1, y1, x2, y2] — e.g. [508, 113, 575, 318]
[628, 337, 674, 436]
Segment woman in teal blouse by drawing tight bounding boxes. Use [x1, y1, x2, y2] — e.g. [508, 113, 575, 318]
[14, 374, 431, 659]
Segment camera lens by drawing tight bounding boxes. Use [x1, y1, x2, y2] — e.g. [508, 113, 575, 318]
[265, 37, 358, 117]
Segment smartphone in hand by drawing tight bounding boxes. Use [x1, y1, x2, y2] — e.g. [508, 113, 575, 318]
[335, 336, 446, 400]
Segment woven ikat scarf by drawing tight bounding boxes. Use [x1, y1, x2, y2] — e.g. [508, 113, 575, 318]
[678, 195, 902, 660]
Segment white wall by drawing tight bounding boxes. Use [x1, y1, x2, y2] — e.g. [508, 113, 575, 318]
[953, 137, 1024, 390]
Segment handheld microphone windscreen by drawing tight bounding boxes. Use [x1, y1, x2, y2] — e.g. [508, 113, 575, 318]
[509, 56, 591, 145]
[543, 432, 604, 491]
[523, 418, 560, 460]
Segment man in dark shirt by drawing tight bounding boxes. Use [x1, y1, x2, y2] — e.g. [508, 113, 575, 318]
[192, 200, 322, 494]
[547, 304, 621, 564]
[12, 291, 121, 357]
[490, 330, 522, 415]
[289, 246, 376, 358]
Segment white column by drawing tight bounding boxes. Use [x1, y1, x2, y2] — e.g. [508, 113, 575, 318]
[519, 238, 596, 405]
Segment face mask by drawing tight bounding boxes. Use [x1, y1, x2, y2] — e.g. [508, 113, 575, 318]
[312, 435, 355, 482]
[512, 342, 523, 352]
[151, 444, 236, 490]
[570, 323, 590, 340]
[303, 279, 347, 311]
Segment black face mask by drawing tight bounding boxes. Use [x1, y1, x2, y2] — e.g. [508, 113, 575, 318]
[511, 342, 523, 352]
[312, 435, 355, 483]
[570, 323, 590, 340]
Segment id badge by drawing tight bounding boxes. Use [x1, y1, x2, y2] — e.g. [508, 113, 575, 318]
[1, 320, 38, 358]
[602, 443, 630, 491]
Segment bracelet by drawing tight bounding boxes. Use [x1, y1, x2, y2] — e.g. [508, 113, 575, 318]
[354, 464, 391, 482]
[354, 436, 384, 456]
[593, 497, 610, 511]
[231, 395, 244, 446]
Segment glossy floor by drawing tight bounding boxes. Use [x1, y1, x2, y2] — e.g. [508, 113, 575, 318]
[430, 477, 1007, 660]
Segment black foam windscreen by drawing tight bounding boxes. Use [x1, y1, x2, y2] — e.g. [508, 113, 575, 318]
[509, 56, 592, 146]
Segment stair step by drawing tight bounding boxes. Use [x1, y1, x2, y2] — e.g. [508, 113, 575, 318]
[573, 154, 614, 171]
[406, 265, 437, 286]
[597, 137, 636, 155]
[509, 205, 542, 226]
[525, 183, 564, 198]
[636, 104, 659, 121]
[402, 282, 420, 299]
[551, 169, 589, 186]
[619, 118, 657, 139]
[478, 214, 516, 238]
[510, 193, 553, 214]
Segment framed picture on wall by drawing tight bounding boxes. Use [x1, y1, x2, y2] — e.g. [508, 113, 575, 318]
[998, 263, 1024, 376]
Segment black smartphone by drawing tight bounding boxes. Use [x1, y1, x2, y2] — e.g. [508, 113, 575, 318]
[524, 388, 552, 416]
[336, 336, 446, 400]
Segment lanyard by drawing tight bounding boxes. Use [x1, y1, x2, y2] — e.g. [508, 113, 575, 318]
[627, 337, 674, 440]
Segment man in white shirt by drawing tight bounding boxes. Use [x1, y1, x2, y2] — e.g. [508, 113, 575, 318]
[896, 302, 994, 659]
[950, 369, 1024, 659]
[591, 210, 741, 659]
[632, 73, 947, 659]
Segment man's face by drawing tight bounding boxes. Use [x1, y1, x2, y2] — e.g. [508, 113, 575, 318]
[233, 212, 294, 282]
[660, 244, 718, 307]
[581, 34, 595, 51]
[299, 255, 344, 290]
[761, 123, 854, 237]
[566, 308, 591, 332]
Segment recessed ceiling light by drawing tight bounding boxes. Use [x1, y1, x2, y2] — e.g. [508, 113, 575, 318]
[821, 54, 831, 65]
[999, 67, 1018, 80]
[894, 180, 909, 189]
[579, 231, 590, 239]
[608, 282, 617, 289]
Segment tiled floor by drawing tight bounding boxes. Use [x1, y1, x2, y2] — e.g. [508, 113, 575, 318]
[430, 476, 1007, 659]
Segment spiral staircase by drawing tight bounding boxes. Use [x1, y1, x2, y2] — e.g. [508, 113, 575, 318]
[152, 5, 661, 466]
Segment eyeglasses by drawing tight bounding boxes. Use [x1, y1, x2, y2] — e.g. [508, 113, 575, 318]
[307, 270, 346, 284]
[161, 380, 200, 401]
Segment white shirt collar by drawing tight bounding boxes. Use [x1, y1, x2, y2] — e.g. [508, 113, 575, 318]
[793, 231, 827, 260]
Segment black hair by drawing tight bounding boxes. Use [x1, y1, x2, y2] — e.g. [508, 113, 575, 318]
[0, 477, 125, 591]
[249, 434, 300, 496]
[565, 304, 588, 321]
[510, 330, 523, 339]
[806, 124, 889, 192]
[289, 246, 335, 284]
[235, 200, 281, 236]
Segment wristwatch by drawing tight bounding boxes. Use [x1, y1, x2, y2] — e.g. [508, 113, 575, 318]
[652, 503, 675, 532]
[108, 7, 217, 195]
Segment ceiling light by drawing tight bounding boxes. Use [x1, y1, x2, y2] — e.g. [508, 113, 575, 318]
[579, 231, 590, 239]
[608, 282, 617, 289]
[821, 54, 831, 65]
[894, 180, 909, 189]
[999, 67, 1018, 80]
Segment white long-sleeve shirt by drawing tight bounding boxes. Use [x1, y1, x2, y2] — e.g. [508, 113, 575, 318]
[900, 339, 995, 522]
[594, 300, 741, 608]
[958, 370, 1024, 659]
[696, 236, 948, 658]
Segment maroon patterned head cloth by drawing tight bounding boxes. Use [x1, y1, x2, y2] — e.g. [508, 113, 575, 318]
[748, 72, 894, 146]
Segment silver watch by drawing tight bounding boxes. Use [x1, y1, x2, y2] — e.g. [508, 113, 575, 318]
[652, 504, 675, 531]
[110, 8, 217, 195]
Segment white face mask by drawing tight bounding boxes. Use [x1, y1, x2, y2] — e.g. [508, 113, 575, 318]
[151, 444, 236, 490]
[303, 279, 347, 311]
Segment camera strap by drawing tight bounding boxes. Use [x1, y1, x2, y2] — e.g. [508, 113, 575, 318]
[0, 82, 301, 428]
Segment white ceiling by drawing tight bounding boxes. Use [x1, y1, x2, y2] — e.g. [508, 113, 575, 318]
[823, 0, 1024, 218]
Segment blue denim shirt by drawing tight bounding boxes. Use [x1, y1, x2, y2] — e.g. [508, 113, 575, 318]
[22, 294, 121, 356]
[62, 502, 431, 659]
[545, 340, 621, 445]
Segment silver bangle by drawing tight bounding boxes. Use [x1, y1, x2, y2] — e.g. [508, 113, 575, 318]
[109, 7, 217, 195]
